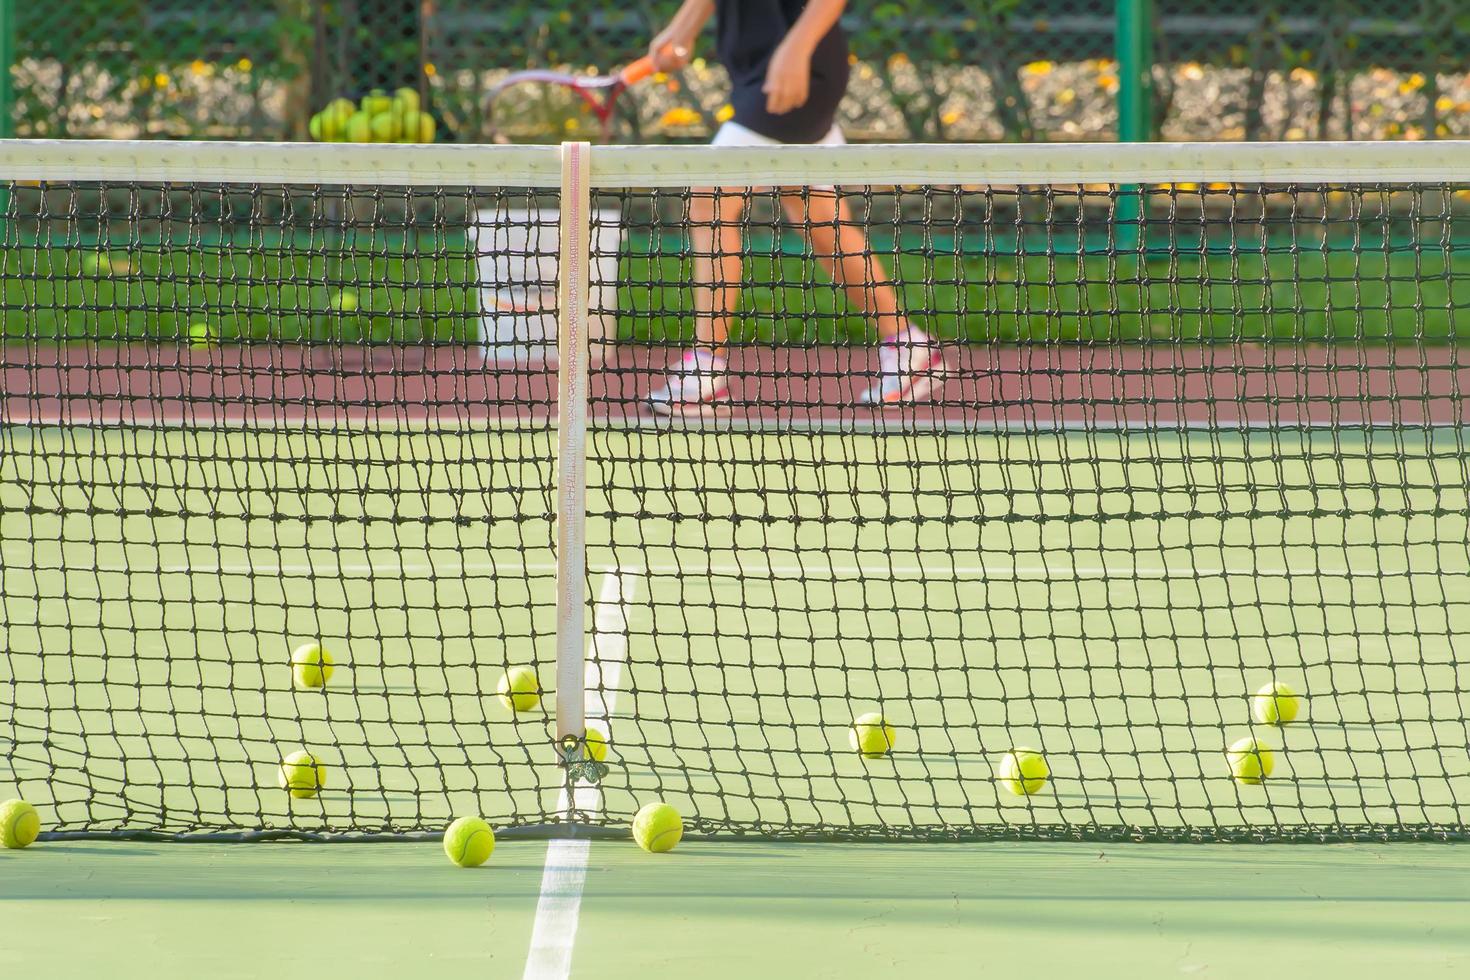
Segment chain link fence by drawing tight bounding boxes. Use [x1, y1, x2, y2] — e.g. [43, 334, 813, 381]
[11, 0, 1470, 142]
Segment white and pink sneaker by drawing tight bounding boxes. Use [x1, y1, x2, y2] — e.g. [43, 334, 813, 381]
[647, 349, 731, 414]
[857, 328, 948, 405]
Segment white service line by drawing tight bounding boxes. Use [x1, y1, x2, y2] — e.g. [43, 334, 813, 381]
[522, 570, 638, 980]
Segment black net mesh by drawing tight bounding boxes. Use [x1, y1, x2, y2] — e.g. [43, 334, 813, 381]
[2, 145, 1469, 841]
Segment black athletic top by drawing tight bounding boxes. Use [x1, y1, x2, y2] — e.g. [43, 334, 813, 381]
[714, 0, 850, 143]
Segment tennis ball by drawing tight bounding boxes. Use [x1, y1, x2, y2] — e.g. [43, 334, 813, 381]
[369, 112, 401, 142]
[397, 110, 436, 143]
[443, 816, 495, 867]
[497, 666, 541, 713]
[361, 89, 393, 115]
[393, 86, 421, 114]
[291, 642, 335, 689]
[187, 321, 214, 348]
[1227, 736, 1274, 785]
[998, 747, 1050, 796]
[632, 801, 683, 853]
[308, 111, 325, 141]
[1252, 681, 1304, 726]
[0, 799, 40, 849]
[848, 712, 896, 758]
[329, 288, 359, 312]
[584, 726, 610, 762]
[324, 97, 357, 138]
[345, 111, 373, 143]
[279, 750, 326, 799]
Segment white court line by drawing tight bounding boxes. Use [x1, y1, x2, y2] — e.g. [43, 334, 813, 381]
[522, 570, 638, 980]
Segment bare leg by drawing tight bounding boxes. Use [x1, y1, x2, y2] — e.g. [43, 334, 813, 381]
[691, 186, 749, 355]
[780, 188, 909, 339]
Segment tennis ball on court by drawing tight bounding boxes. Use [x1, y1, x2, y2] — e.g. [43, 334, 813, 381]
[361, 89, 394, 115]
[632, 801, 683, 853]
[443, 815, 495, 867]
[0, 799, 40, 849]
[291, 642, 335, 689]
[187, 321, 214, 348]
[279, 750, 326, 799]
[848, 712, 896, 758]
[329, 288, 359, 312]
[1252, 681, 1304, 726]
[584, 726, 610, 762]
[1227, 736, 1274, 785]
[393, 86, 421, 114]
[998, 747, 1050, 796]
[497, 666, 541, 713]
[345, 111, 373, 143]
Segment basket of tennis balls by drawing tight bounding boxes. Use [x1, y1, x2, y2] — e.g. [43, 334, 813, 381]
[309, 88, 437, 144]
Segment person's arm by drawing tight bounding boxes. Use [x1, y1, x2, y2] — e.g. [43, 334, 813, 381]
[649, 0, 714, 72]
[764, 0, 847, 114]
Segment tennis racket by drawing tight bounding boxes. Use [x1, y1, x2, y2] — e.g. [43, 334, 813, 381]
[483, 47, 681, 143]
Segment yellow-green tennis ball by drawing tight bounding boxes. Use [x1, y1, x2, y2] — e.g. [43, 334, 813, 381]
[291, 642, 335, 689]
[632, 801, 683, 853]
[330, 288, 359, 312]
[308, 111, 325, 141]
[397, 110, 437, 143]
[393, 86, 421, 114]
[345, 111, 373, 143]
[1227, 736, 1274, 785]
[0, 799, 40, 849]
[497, 666, 541, 713]
[361, 89, 393, 115]
[414, 112, 436, 143]
[369, 111, 402, 142]
[848, 712, 896, 758]
[998, 747, 1050, 796]
[443, 816, 495, 867]
[584, 726, 610, 762]
[187, 321, 214, 348]
[1252, 681, 1303, 726]
[324, 98, 356, 138]
[279, 750, 326, 799]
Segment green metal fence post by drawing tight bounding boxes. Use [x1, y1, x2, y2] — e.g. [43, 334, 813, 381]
[1116, 0, 1154, 252]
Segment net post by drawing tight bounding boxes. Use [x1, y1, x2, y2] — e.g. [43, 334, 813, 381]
[1115, 0, 1154, 252]
[554, 141, 592, 760]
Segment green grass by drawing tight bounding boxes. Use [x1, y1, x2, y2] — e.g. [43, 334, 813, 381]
[5, 233, 1469, 345]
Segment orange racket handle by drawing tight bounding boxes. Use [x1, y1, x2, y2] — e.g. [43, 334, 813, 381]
[619, 55, 657, 86]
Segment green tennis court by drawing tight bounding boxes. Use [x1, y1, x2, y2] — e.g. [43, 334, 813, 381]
[4, 840, 1468, 977]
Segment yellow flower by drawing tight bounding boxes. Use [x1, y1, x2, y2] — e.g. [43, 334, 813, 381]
[425, 63, 437, 77]
[1097, 74, 1119, 93]
[692, 58, 706, 71]
[715, 104, 735, 123]
[1180, 62, 1204, 81]
[1399, 73, 1425, 93]
[1023, 60, 1053, 76]
[1056, 87, 1076, 106]
[1436, 95, 1455, 113]
[887, 52, 909, 68]
[658, 107, 702, 128]
[154, 72, 170, 88]
[1289, 67, 1316, 84]
[236, 58, 252, 72]
[941, 110, 961, 126]
[653, 72, 668, 83]
[189, 60, 210, 77]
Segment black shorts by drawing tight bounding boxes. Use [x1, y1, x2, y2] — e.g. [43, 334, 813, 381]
[715, 0, 850, 144]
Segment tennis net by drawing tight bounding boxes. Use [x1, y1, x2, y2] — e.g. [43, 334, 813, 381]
[2, 140, 1468, 842]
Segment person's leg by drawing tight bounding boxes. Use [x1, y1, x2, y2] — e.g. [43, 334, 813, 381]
[780, 188, 908, 340]
[780, 180, 946, 405]
[690, 186, 748, 353]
